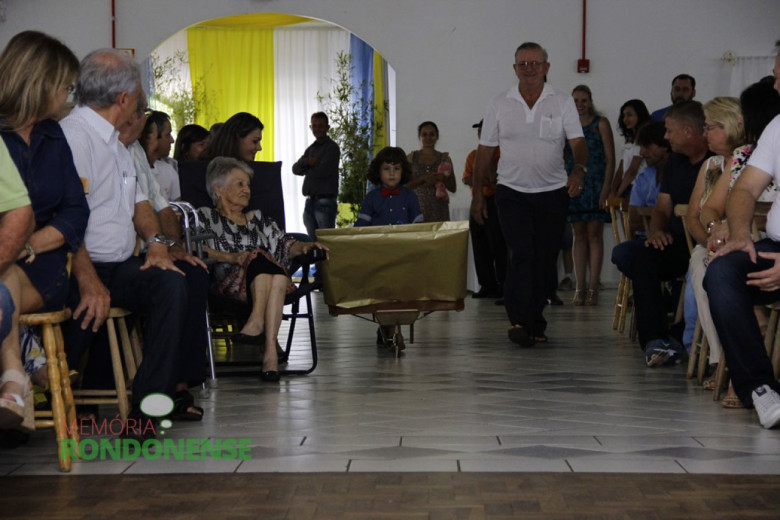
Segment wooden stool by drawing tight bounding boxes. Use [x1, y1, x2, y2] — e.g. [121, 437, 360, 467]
[21, 308, 78, 473]
[73, 308, 141, 422]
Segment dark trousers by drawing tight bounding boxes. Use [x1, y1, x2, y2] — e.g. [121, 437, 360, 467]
[704, 239, 780, 407]
[624, 238, 690, 348]
[469, 195, 506, 292]
[64, 256, 209, 407]
[495, 185, 568, 336]
[611, 238, 645, 279]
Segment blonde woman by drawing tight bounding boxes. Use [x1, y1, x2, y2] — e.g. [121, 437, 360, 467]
[568, 85, 615, 306]
[0, 31, 88, 432]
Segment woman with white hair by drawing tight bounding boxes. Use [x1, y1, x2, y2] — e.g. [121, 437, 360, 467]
[197, 156, 326, 382]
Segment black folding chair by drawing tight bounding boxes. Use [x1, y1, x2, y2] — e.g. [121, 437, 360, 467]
[176, 161, 319, 379]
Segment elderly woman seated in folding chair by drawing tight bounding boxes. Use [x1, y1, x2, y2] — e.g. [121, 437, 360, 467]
[197, 157, 327, 382]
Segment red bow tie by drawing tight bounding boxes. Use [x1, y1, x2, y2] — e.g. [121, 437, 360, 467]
[381, 187, 400, 197]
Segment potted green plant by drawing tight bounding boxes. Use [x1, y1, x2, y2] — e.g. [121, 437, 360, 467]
[318, 52, 384, 226]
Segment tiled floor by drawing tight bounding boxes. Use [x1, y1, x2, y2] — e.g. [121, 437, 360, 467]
[3, 290, 780, 475]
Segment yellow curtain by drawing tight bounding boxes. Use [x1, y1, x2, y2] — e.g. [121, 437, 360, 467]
[372, 50, 387, 154]
[195, 13, 309, 28]
[187, 26, 275, 161]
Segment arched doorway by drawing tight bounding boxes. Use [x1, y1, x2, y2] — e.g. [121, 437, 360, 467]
[145, 13, 396, 233]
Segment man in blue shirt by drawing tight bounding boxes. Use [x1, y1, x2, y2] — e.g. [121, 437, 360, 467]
[651, 74, 696, 121]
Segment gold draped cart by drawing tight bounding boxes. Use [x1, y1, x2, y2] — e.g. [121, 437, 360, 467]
[317, 221, 469, 357]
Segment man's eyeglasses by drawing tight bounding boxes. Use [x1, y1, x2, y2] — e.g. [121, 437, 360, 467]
[515, 61, 545, 70]
[703, 123, 723, 132]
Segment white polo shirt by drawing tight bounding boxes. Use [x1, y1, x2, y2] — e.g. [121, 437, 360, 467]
[480, 83, 583, 193]
[61, 105, 147, 263]
[748, 115, 780, 241]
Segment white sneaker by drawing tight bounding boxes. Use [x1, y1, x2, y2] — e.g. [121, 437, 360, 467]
[751, 385, 780, 429]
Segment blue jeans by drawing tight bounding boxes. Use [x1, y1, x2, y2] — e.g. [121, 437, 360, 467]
[303, 197, 337, 241]
[704, 238, 780, 407]
[0, 281, 15, 343]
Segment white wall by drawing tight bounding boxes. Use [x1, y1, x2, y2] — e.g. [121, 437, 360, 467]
[3, 0, 779, 284]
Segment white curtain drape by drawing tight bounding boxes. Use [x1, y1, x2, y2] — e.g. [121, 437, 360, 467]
[274, 25, 350, 234]
[728, 56, 775, 96]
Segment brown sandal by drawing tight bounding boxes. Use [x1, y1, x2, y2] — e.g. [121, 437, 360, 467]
[0, 368, 34, 433]
[702, 378, 717, 391]
[721, 394, 743, 408]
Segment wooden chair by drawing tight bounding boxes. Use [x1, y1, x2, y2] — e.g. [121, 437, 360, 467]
[72, 308, 142, 421]
[674, 204, 710, 383]
[608, 197, 632, 333]
[21, 308, 79, 472]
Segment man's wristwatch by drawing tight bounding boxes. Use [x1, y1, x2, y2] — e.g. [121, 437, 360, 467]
[574, 163, 588, 174]
[148, 234, 176, 247]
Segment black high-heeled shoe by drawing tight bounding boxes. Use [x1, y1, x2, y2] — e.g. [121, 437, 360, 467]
[260, 371, 280, 383]
[232, 332, 265, 345]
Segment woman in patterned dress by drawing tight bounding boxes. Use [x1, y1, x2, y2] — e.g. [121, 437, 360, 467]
[406, 121, 455, 222]
[197, 157, 326, 381]
[568, 85, 615, 306]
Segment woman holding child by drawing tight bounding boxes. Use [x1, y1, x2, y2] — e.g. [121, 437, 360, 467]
[406, 121, 455, 222]
[197, 157, 326, 382]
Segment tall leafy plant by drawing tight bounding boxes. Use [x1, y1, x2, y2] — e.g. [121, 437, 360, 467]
[150, 50, 212, 131]
[318, 52, 384, 227]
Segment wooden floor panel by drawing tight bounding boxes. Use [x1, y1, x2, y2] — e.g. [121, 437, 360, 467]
[3, 472, 780, 519]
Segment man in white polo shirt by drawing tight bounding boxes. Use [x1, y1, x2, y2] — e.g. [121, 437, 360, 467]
[471, 42, 587, 347]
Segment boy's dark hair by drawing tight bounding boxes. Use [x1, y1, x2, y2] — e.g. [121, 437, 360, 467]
[635, 121, 670, 151]
[367, 146, 412, 185]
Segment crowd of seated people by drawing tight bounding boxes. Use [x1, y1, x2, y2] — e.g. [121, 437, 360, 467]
[3, 26, 780, 457]
[611, 43, 780, 429]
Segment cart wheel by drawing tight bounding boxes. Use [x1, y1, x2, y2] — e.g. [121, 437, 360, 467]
[392, 327, 406, 358]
